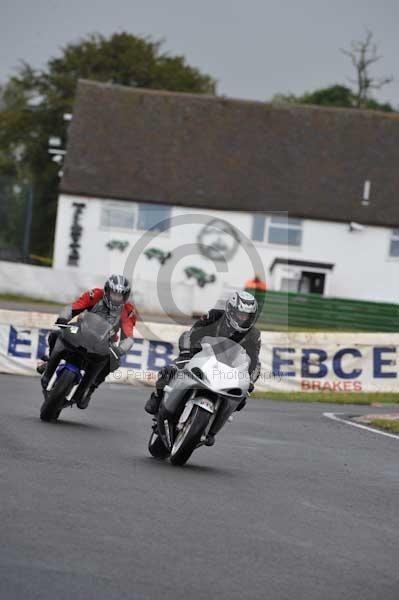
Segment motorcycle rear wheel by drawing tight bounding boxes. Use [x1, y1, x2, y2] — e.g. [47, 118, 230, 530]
[40, 369, 76, 422]
[170, 405, 211, 466]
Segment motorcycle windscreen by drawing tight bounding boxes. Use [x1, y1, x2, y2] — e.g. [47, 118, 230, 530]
[63, 311, 114, 355]
[199, 336, 250, 370]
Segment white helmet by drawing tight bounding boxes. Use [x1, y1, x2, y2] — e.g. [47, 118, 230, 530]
[225, 291, 258, 333]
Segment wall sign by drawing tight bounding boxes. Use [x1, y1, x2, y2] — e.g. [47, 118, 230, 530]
[67, 202, 86, 266]
[184, 266, 216, 288]
[197, 218, 240, 262]
[106, 240, 129, 252]
[144, 247, 172, 265]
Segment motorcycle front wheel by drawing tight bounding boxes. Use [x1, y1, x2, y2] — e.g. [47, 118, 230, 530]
[40, 369, 76, 422]
[170, 404, 211, 466]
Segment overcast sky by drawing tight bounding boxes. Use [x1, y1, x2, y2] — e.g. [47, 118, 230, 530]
[2, 0, 398, 106]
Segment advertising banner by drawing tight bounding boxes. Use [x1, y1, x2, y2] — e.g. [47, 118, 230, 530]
[1, 311, 398, 392]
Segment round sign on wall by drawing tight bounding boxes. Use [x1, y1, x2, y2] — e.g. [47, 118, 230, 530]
[197, 218, 240, 262]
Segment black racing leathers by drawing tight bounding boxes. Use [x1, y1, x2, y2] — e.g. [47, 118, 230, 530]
[178, 309, 261, 382]
[146, 309, 261, 414]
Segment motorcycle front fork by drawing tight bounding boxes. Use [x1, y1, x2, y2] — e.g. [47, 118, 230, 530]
[46, 360, 86, 404]
[200, 399, 222, 444]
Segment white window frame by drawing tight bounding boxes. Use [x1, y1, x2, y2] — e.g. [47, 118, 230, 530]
[388, 229, 399, 259]
[267, 216, 302, 247]
[100, 200, 137, 232]
[251, 214, 303, 247]
[99, 200, 171, 235]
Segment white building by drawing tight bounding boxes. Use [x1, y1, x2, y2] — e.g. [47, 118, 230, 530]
[52, 80, 399, 313]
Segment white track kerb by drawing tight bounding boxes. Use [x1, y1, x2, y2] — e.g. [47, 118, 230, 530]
[324, 412, 399, 440]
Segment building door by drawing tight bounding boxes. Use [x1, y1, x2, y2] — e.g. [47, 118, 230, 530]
[299, 271, 325, 294]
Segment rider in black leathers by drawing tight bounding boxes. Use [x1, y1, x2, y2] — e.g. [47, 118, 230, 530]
[145, 291, 261, 415]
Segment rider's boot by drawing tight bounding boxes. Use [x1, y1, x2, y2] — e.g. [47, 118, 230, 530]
[204, 433, 215, 446]
[235, 397, 246, 412]
[36, 355, 49, 375]
[145, 391, 162, 415]
[76, 384, 96, 410]
[40, 370, 50, 391]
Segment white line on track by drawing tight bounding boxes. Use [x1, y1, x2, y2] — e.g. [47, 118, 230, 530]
[323, 412, 399, 440]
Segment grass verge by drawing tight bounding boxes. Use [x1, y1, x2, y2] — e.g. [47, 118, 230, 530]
[251, 391, 399, 405]
[258, 323, 364, 333]
[367, 419, 399, 434]
[0, 294, 62, 306]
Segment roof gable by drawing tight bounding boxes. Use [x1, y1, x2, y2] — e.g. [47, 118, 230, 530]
[61, 80, 399, 227]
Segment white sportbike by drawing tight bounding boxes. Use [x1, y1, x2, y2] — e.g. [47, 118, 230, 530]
[148, 336, 250, 466]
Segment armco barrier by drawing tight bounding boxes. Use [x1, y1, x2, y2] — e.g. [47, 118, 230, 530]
[1, 310, 399, 393]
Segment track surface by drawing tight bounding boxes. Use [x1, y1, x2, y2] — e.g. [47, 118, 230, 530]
[1, 374, 399, 600]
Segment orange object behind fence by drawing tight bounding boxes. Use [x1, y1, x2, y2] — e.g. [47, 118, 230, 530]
[245, 275, 267, 311]
[245, 275, 267, 293]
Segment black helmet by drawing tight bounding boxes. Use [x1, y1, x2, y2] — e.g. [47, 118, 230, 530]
[225, 291, 258, 333]
[104, 274, 131, 310]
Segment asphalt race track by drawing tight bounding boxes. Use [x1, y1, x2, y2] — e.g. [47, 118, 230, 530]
[1, 374, 398, 600]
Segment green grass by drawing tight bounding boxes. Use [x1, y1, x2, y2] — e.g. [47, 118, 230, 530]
[0, 294, 63, 306]
[251, 391, 399, 405]
[257, 322, 371, 333]
[259, 324, 383, 333]
[368, 419, 399, 434]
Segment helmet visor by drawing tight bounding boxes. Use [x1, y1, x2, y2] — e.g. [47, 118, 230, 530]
[235, 311, 254, 328]
[109, 291, 124, 306]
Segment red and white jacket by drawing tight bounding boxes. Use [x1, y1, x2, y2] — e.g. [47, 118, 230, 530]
[60, 288, 136, 355]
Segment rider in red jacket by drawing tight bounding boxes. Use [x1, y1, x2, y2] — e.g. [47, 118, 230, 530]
[39, 275, 136, 409]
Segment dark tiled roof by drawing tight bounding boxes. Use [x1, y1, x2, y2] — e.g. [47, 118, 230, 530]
[61, 80, 399, 227]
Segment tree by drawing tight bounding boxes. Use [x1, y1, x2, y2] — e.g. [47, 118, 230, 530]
[0, 84, 5, 109]
[272, 30, 395, 113]
[341, 29, 393, 109]
[0, 33, 217, 258]
[272, 83, 394, 112]
[272, 85, 354, 108]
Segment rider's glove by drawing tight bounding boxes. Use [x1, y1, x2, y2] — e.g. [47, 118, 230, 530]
[250, 362, 261, 384]
[55, 317, 69, 326]
[248, 382, 255, 394]
[175, 350, 192, 368]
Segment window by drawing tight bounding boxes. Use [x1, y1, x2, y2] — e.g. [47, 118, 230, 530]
[101, 201, 136, 229]
[389, 229, 399, 257]
[268, 216, 302, 246]
[251, 214, 302, 246]
[251, 215, 266, 241]
[100, 201, 170, 232]
[137, 204, 170, 232]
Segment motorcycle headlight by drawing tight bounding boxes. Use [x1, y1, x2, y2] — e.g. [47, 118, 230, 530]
[191, 367, 205, 381]
[224, 388, 243, 397]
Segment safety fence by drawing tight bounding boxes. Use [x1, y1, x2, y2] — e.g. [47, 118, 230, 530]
[2, 309, 399, 393]
[257, 291, 399, 332]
